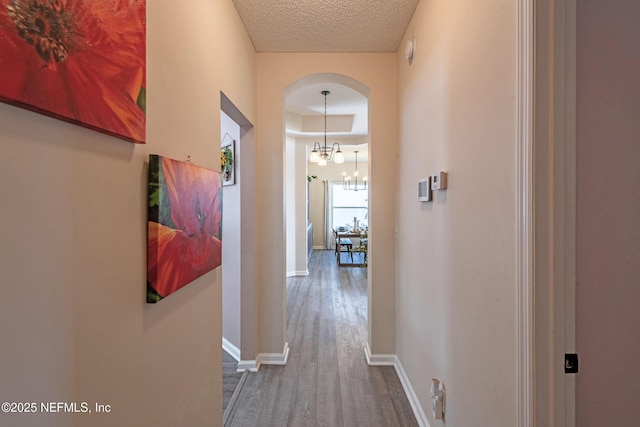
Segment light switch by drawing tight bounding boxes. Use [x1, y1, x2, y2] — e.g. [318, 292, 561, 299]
[431, 172, 447, 190]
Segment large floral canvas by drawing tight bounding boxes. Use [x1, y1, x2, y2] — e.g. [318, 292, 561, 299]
[147, 155, 222, 303]
[0, 0, 146, 143]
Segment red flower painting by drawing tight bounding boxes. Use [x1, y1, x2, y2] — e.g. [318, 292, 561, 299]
[147, 155, 223, 303]
[0, 0, 146, 143]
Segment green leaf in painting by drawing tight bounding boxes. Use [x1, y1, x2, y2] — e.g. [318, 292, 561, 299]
[149, 186, 160, 207]
[137, 86, 147, 114]
[147, 284, 162, 303]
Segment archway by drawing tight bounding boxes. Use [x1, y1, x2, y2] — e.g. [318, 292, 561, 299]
[283, 72, 375, 351]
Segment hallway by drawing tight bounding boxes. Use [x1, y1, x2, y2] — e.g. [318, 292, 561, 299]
[225, 250, 418, 426]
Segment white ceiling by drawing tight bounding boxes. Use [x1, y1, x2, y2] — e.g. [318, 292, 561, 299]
[285, 82, 368, 139]
[232, 0, 419, 53]
[285, 84, 366, 116]
[286, 83, 369, 162]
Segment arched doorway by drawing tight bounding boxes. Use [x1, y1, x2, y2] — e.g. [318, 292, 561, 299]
[284, 75, 370, 276]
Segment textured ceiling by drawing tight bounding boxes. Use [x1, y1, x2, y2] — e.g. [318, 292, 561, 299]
[232, 0, 420, 53]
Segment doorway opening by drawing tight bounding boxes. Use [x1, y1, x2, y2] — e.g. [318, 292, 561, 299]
[219, 92, 256, 423]
[283, 73, 371, 336]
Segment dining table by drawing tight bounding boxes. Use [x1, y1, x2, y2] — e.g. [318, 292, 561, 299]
[335, 228, 368, 267]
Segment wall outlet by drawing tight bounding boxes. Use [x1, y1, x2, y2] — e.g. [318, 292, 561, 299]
[430, 378, 445, 420]
[433, 398, 444, 420]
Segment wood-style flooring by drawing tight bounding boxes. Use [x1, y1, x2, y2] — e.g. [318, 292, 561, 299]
[224, 250, 418, 427]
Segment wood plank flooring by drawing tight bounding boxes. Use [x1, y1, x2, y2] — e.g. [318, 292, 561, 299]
[225, 250, 417, 427]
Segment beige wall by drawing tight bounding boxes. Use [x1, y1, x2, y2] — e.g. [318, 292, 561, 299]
[576, 1, 640, 425]
[396, 0, 517, 426]
[0, 1, 256, 426]
[256, 55, 398, 355]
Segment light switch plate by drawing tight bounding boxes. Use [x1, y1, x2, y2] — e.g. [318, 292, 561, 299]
[431, 172, 447, 190]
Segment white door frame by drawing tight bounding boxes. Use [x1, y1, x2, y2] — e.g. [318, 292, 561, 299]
[519, 0, 577, 426]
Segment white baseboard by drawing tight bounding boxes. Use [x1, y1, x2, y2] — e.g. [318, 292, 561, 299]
[223, 337, 255, 373]
[237, 360, 258, 372]
[313, 245, 327, 250]
[236, 342, 290, 372]
[222, 337, 241, 362]
[286, 270, 309, 277]
[364, 343, 396, 366]
[364, 344, 430, 427]
[256, 342, 290, 369]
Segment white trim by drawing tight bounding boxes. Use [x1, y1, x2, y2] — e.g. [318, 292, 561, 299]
[394, 357, 430, 427]
[237, 360, 258, 372]
[286, 270, 309, 277]
[313, 245, 326, 250]
[256, 342, 290, 369]
[222, 336, 241, 362]
[516, 0, 534, 426]
[364, 343, 395, 366]
[364, 345, 430, 427]
[237, 342, 290, 372]
[531, 1, 577, 425]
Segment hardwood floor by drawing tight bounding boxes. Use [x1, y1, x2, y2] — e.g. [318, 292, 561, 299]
[225, 250, 417, 427]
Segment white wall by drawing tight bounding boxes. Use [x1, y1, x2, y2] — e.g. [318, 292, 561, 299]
[293, 142, 308, 274]
[576, 1, 640, 425]
[396, 0, 517, 426]
[285, 136, 296, 274]
[285, 136, 309, 277]
[0, 1, 256, 426]
[221, 111, 241, 351]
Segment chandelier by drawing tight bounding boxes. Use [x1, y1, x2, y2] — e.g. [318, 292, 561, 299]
[309, 90, 344, 166]
[343, 150, 368, 191]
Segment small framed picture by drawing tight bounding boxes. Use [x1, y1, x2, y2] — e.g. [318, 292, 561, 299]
[220, 135, 235, 186]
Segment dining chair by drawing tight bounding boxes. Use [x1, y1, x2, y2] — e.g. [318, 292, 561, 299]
[352, 237, 368, 265]
[334, 229, 353, 262]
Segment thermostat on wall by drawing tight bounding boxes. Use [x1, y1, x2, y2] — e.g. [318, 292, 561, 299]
[418, 178, 431, 202]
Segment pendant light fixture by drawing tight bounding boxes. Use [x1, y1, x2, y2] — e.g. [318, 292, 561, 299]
[309, 90, 344, 166]
[343, 150, 367, 191]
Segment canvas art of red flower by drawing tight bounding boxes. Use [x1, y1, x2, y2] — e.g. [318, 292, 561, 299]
[0, 0, 146, 143]
[147, 155, 223, 303]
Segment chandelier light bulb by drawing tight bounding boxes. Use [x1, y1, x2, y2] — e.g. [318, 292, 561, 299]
[310, 149, 319, 163]
[343, 150, 367, 191]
